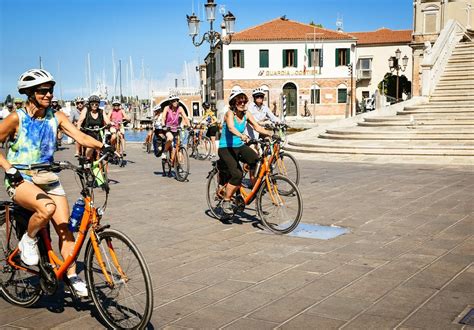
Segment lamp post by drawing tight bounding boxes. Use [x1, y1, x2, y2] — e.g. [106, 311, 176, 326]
[187, 0, 236, 112]
[388, 48, 409, 103]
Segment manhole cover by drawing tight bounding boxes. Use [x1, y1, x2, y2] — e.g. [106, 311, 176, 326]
[287, 223, 349, 240]
[458, 307, 474, 326]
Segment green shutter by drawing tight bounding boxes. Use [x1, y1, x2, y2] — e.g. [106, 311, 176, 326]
[347, 49, 351, 66]
[335, 49, 340, 67]
[282, 50, 287, 67]
[260, 50, 269, 68]
[319, 49, 323, 67]
[240, 50, 244, 68]
[229, 50, 233, 68]
[294, 49, 298, 67]
[308, 49, 312, 67]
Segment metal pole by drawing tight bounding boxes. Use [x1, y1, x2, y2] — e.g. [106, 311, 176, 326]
[119, 59, 123, 103]
[313, 26, 316, 123]
[396, 68, 399, 103]
[209, 21, 216, 112]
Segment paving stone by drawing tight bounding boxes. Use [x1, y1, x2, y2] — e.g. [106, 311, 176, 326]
[247, 295, 316, 323]
[344, 313, 402, 329]
[400, 308, 463, 329]
[213, 289, 281, 314]
[306, 296, 373, 321]
[279, 313, 345, 329]
[222, 317, 279, 329]
[364, 286, 436, 319]
[171, 306, 242, 328]
[335, 277, 402, 302]
[250, 269, 321, 296]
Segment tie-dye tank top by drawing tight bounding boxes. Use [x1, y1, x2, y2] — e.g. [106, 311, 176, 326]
[7, 108, 58, 168]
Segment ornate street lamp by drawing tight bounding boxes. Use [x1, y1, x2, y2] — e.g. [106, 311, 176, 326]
[187, 0, 236, 112]
[388, 48, 409, 103]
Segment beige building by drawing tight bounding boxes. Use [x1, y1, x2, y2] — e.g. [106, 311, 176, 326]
[411, 0, 474, 96]
[351, 29, 413, 106]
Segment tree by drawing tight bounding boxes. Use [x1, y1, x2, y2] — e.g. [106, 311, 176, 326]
[377, 73, 411, 101]
[309, 21, 323, 28]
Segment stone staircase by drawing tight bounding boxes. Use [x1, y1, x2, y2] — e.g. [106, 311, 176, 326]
[286, 41, 474, 157]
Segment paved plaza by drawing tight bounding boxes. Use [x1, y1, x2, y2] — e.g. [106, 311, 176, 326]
[0, 144, 473, 329]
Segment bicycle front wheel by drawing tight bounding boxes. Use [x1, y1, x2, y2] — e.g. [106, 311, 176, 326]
[257, 175, 303, 234]
[0, 209, 41, 307]
[196, 136, 211, 160]
[175, 147, 190, 182]
[85, 229, 153, 329]
[274, 152, 300, 187]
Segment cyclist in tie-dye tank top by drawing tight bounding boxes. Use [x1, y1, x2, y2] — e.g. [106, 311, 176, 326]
[0, 69, 111, 296]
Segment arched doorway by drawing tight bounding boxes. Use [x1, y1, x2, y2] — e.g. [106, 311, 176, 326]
[282, 82, 297, 116]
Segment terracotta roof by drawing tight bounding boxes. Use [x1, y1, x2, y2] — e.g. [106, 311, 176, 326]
[349, 28, 412, 45]
[232, 17, 356, 42]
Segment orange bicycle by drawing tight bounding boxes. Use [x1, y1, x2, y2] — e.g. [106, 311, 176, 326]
[206, 138, 303, 234]
[0, 154, 153, 329]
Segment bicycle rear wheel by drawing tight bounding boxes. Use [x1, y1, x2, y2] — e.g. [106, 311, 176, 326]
[206, 170, 226, 219]
[85, 229, 153, 329]
[274, 152, 300, 188]
[0, 208, 41, 306]
[196, 136, 211, 160]
[175, 147, 190, 182]
[257, 175, 303, 234]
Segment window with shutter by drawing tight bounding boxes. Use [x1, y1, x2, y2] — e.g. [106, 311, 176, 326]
[338, 88, 347, 103]
[259, 50, 269, 68]
[229, 50, 244, 68]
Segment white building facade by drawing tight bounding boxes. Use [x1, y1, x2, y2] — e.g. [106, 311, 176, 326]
[213, 17, 357, 117]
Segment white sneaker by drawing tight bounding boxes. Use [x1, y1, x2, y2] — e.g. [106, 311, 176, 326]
[161, 152, 167, 160]
[67, 274, 88, 297]
[18, 233, 39, 266]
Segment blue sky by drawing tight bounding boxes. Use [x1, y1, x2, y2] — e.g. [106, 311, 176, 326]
[0, 0, 412, 100]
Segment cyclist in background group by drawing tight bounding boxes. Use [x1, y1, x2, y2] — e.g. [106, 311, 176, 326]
[108, 99, 129, 153]
[1, 102, 14, 119]
[161, 94, 190, 163]
[13, 97, 24, 111]
[70, 97, 86, 157]
[200, 102, 218, 158]
[0, 69, 111, 296]
[77, 94, 111, 160]
[246, 88, 281, 140]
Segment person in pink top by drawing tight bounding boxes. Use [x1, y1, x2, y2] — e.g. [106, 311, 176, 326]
[160, 94, 190, 167]
[108, 99, 129, 154]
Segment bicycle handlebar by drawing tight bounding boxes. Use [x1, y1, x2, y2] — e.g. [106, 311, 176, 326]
[81, 125, 110, 132]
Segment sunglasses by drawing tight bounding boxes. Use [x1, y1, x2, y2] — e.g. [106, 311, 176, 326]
[255, 95, 264, 98]
[236, 100, 247, 105]
[90, 102, 99, 106]
[35, 87, 54, 95]
[15, 103, 23, 105]
[76, 102, 84, 105]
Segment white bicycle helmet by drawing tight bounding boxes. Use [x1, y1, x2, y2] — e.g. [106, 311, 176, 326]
[252, 87, 266, 97]
[168, 93, 179, 101]
[112, 98, 121, 105]
[52, 97, 58, 102]
[229, 87, 246, 103]
[75, 96, 85, 103]
[18, 69, 56, 95]
[153, 105, 161, 112]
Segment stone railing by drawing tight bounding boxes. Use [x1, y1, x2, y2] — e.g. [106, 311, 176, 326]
[421, 19, 466, 97]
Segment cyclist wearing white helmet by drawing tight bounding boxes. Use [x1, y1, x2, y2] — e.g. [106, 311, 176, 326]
[0, 69, 111, 296]
[218, 88, 272, 216]
[199, 102, 218, 158]
[70, 97, 86, 157]
[246, 88, 280, 140]
[161, 94, 190, 164]
[108, 99, 129, 154]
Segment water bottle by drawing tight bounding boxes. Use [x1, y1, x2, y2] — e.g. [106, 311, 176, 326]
[68, 198, 85, 232]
